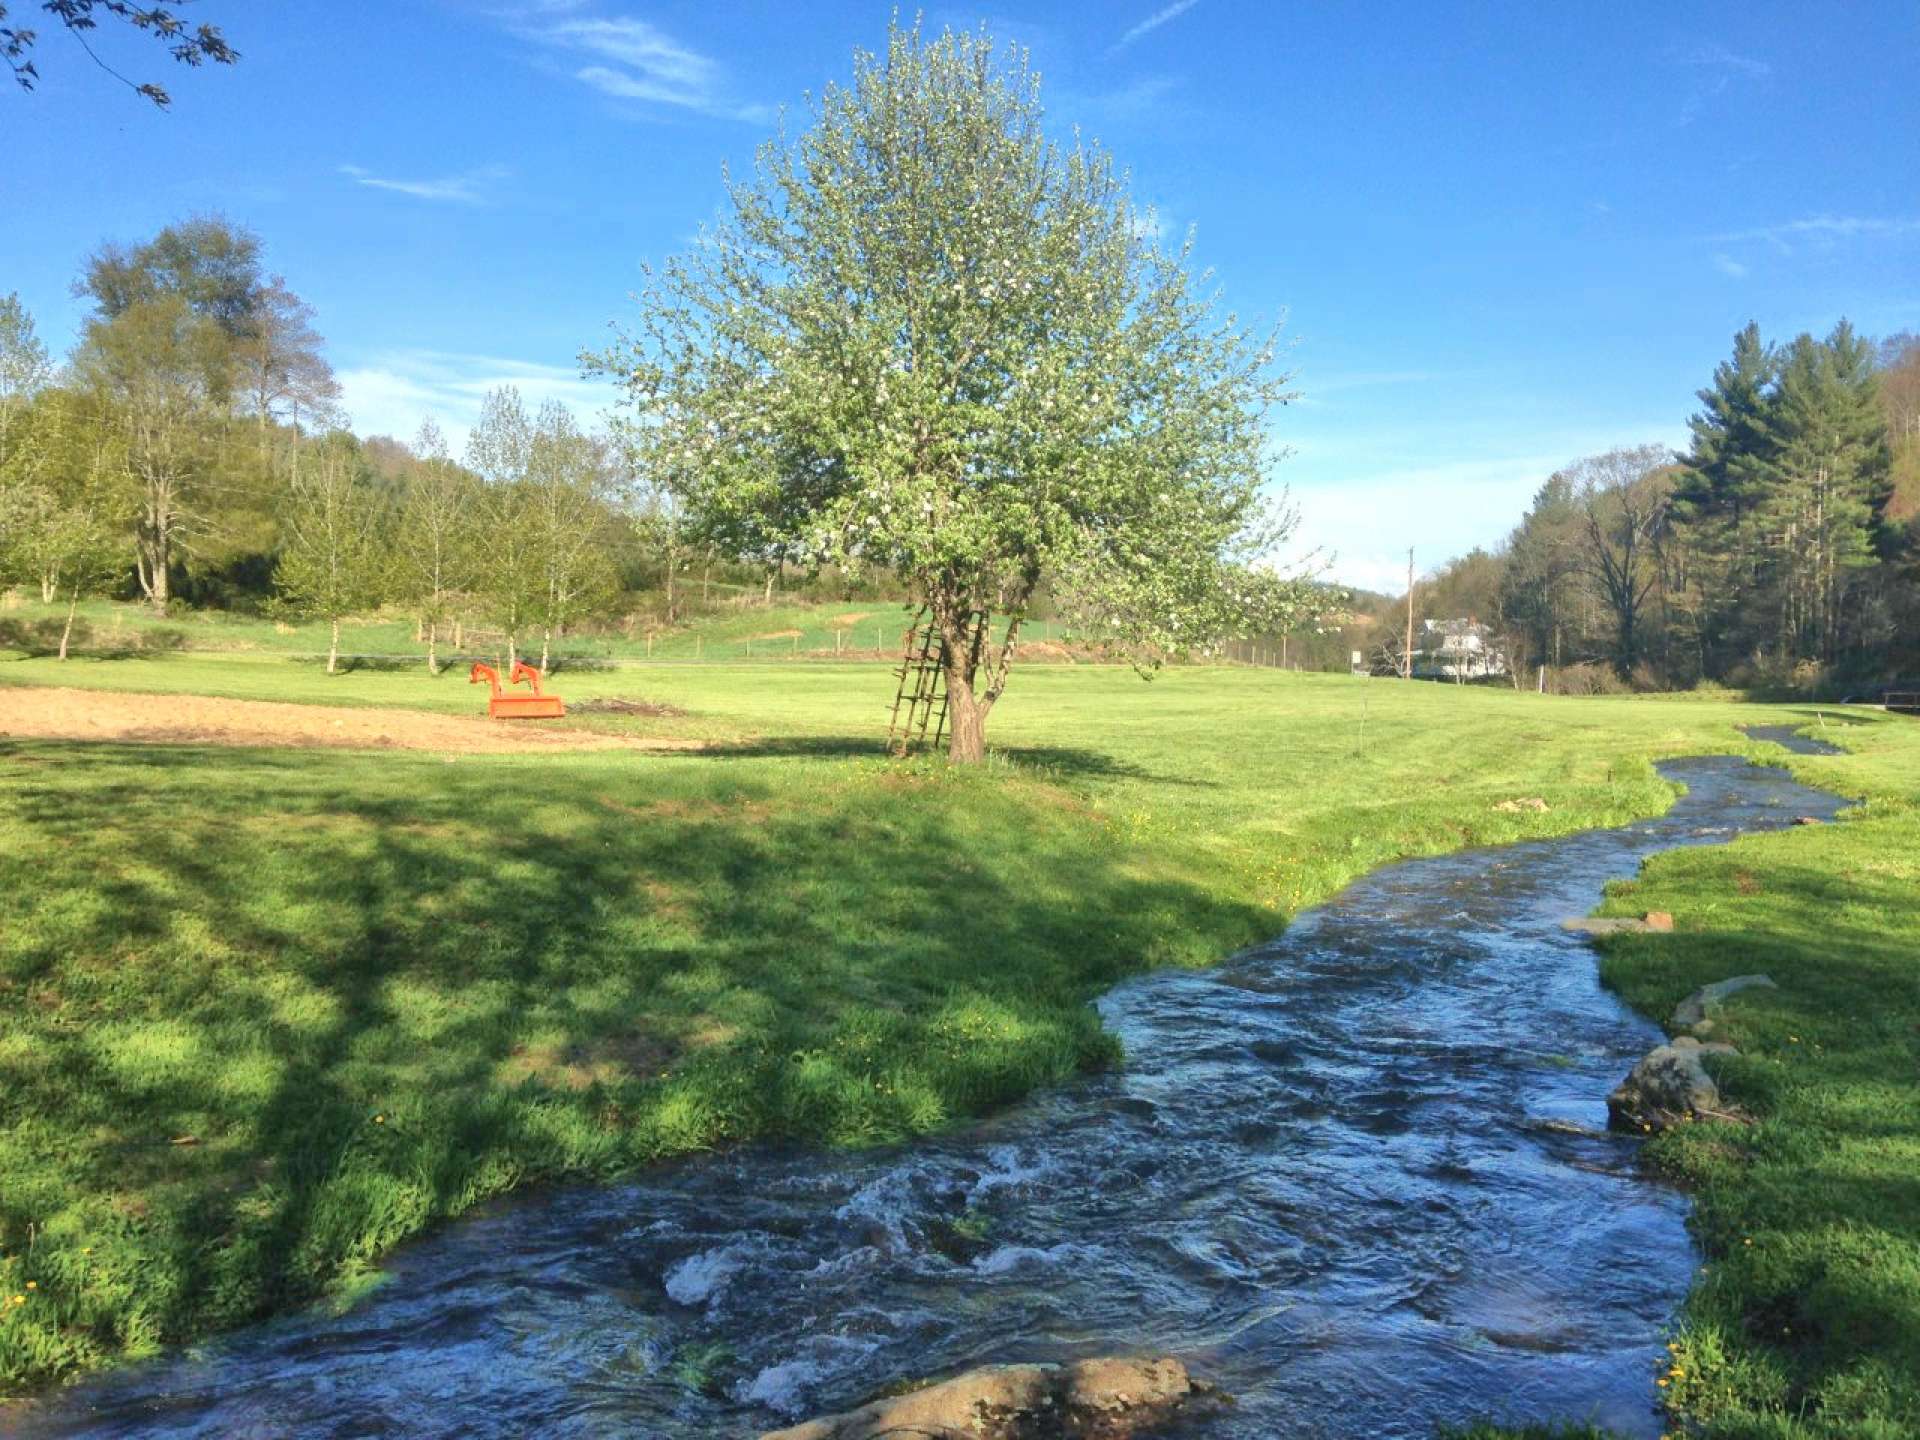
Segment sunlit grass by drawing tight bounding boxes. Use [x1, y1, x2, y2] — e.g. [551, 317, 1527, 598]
[1591, 714, 1920, 1438]
[1, 639, 1915, 1430]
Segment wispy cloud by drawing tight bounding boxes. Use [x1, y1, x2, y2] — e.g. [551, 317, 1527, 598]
[1067, 73, 1182, 127]
[1710, 214, 1920, 253]
[336, 350, 618, 450]
[338, 164, 509, 204]
[1673, 41, 1771, 79]
[1712, 253, 1750, 280]
[517, 11, 768, 122]
[1112, 0, 1200, 52]
[1668, 39, 1771, 124]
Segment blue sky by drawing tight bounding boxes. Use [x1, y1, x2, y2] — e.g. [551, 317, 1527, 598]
[4, 1, 1916, 592]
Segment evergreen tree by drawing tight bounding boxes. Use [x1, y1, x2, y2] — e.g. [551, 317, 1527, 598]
[1674, 323, 1777, 671]
[1755, 322, 1892, 661]
[1498, 472, 1583, 670]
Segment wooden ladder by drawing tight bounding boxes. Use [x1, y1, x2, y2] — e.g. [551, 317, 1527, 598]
[886, 607, 988, 757]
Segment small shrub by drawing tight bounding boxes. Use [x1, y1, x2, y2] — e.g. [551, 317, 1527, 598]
[0, 617, 91, 655]
[1553, 662, 1630, 696]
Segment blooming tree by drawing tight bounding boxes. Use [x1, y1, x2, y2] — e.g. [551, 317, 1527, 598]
[593, 21, 1320, 761]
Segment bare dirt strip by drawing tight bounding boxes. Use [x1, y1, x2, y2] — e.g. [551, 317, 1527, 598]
[0, 687, 705, 754]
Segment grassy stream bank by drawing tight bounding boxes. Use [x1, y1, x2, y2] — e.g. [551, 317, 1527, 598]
[1, 657, 1916, 1437]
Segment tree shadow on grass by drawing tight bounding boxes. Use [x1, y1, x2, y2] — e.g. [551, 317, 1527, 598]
[700, 734, 1217, 786]
[0, 735, 1266, 1393]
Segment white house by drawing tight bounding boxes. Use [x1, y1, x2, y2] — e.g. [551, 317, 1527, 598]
[1414, 618, 1509, 681]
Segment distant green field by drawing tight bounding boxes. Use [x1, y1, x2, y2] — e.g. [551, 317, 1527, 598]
[0, 595, 1059, 665]
[1, 645, 1916, 1436]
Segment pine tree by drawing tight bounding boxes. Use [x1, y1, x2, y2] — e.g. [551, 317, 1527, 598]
[1674, 323, 1777, 670]
[1755, 323, 1892, 661]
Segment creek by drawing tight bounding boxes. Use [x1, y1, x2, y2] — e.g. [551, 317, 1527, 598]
[17, 746, 1846, 1438]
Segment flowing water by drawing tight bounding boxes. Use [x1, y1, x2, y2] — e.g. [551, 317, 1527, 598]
[14, 750, 1847, 1440]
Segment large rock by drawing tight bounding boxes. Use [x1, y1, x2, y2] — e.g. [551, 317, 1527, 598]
[1607, 1036, 1740, 1131]
[1561, 913, 1670, 937]
[759, 1356, 1208, 1440]
[1670, 974, 1777, 1031]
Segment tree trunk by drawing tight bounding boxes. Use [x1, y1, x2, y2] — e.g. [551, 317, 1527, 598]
[540, 627, 552, 673]
[945, 676, 987, 763]
[507, 633, 518, 670]
[427, 622, 439, 676]
[58, 588, 79, 661]
[40, 571, 57, 604]
[453, 616, 464, 649]
[327, 616, 340, 675]
[151, 553, 170, 612]
[764, 569, 776, 606]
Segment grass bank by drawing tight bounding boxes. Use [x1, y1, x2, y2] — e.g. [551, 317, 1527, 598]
[0, 594, 1048, 664]
[1, 656, 1914, 1429]
[1587, 711, 1920, 1438]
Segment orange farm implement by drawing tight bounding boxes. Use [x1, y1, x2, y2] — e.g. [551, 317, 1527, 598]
[470, 661, 566, 719]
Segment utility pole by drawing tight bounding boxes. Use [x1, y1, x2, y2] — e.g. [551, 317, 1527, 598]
[1404, 547, 1415, 680]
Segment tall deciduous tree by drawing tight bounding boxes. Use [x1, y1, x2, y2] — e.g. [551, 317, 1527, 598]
[526, 400, 616, 672]
[593, 21, 1309, 761]
[0, 292, 52, 459]
[1568, 446, 1676, 678]
[274, 433, 386, 674]
[78, 215, 262, 354]
[394, 417, 475, 673]
[234, 275, 340, 442]
[465, 385, 541, 667]
[71, 294, 223, 609]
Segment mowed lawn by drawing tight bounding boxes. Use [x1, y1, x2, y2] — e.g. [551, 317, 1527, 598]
[1, 652, 1917, 1438]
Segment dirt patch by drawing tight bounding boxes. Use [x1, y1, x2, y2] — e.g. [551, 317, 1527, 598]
[0, 686, 705, 755]
[499, 1021, 739, 1091]
[570, 696, 689, 717]
[596, 793, 774, 823]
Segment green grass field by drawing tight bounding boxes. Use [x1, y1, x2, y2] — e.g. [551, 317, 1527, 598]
[0, 594, 1055, 665]
[1, 631, 1917, 1436]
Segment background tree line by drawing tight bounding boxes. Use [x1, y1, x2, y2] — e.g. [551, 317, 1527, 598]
[0, 217, 904, 671]
[1354, 322, 1919, 694]
[8, 218, 1914, 694]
